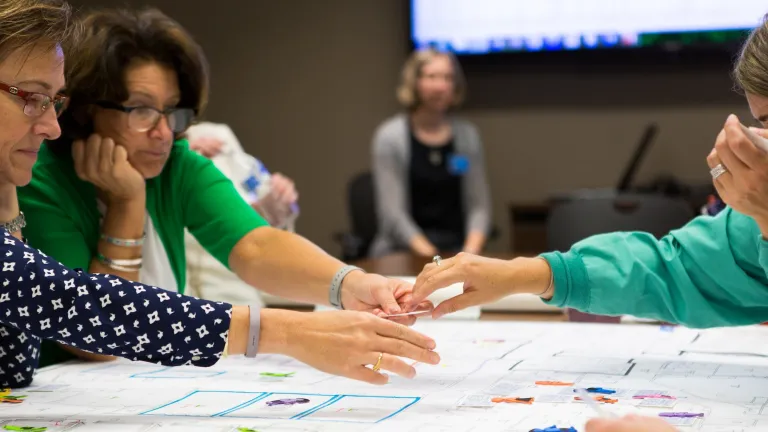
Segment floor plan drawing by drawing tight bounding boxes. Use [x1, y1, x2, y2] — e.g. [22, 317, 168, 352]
[9, 322, 768, 431]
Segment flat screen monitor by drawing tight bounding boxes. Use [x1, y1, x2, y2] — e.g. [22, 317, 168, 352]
[411, 0, 766, 55]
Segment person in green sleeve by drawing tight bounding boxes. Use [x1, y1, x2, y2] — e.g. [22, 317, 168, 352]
[409, 13, 768, 432]
[18, 7, 434, 373]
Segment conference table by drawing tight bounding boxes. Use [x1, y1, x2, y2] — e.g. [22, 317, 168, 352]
[350, 252, 567, 322]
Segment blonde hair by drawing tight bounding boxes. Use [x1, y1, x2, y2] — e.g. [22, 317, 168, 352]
[396, 49, 466, 109]
[0, 0, 78, 62]
[734, 14, 768, 96]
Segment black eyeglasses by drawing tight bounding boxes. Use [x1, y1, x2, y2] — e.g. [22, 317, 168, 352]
[0, 81, 68, 118]
[96, 101, 195, 133]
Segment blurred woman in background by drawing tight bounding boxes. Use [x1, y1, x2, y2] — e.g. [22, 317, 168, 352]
[371, 49, 492, 258]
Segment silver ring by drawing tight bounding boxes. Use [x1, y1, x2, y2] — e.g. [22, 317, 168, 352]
[710, 163, 727, 180]
[432, 255, 442, 266]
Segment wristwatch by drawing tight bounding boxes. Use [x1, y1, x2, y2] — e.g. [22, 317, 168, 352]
[2, 212, 26, 234]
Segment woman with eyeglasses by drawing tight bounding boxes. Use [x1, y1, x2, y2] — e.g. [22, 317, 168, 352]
[14, 6, 438, 381]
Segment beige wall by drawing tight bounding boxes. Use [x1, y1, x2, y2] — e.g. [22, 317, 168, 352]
[70, 0, 752, 255]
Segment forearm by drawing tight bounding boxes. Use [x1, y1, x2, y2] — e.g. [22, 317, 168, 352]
[463, 231, 486, 254]
[230, 227, 346, 305]
[410, 234, 437, 256]
[534, 213, 768, 328]
[91, 197, 145, 281]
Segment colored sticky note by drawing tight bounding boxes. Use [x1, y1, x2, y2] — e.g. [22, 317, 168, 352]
[3, 426, 48, 432]
[259, 372, 295, 378]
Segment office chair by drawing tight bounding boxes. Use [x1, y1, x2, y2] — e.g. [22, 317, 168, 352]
[334, 172, 378, 261]
[547, 193, 695, 323]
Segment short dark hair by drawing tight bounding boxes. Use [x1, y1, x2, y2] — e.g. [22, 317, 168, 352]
[55, 7, 209, 144]
[0, 0, 78, 62]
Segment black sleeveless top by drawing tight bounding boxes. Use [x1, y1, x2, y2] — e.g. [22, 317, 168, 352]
[408, 131, 466, 251]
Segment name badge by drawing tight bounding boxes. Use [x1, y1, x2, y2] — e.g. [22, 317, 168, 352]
[447, 154, 470, 176]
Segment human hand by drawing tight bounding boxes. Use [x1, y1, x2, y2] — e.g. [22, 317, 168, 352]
[276, 310, 440, 384]
[72, 134, 145, 204]
[585, 414, 677, 432]
[189, 136, 224, 158]
[410, 254, 551, 319]
[270, 173, 298, 205]
[340, 272, 434, 326]
[707, 114, 768, 232]
[256, 173, 299, 226]
[410, 235, 438, 257]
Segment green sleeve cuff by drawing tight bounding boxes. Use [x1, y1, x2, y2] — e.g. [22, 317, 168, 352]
[539, 250, 591, 311]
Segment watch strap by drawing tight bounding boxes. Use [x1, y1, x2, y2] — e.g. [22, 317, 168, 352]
[245, 304, 261, 358]
[329, 265, 364, 310]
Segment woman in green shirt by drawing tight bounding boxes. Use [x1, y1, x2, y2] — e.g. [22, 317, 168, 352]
[17, 7, 437, 379]
[409, 14, 768, 432]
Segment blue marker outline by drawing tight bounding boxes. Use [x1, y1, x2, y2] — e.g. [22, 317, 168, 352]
[140, 390, 267, 417]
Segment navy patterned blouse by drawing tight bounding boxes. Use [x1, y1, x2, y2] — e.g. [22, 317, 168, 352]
[0, 229, 232, 388]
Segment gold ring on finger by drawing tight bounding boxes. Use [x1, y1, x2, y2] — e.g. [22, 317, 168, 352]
[372, 352, 383, 372]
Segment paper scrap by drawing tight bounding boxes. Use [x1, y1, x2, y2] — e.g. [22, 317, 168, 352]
[634, 390, 670, 397]
[457, 394, 495, 407]
[638, 398, 677, 408]
[534, 394, 573, 403]
[662, 416, 699, 427]
[482, 380, 523, 395]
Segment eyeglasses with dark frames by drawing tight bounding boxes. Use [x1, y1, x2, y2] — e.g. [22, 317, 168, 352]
[96, 101, 195, 134]
[0, 81, 68, 118]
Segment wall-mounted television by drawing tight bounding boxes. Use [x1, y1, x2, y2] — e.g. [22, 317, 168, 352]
[410, 0, 766, 56]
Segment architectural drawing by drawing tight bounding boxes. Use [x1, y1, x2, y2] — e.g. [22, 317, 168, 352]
[10, 322, 768, 431]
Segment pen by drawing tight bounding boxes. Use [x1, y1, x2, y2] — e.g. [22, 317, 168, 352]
[574, 388, 616, 418]
[659, 412, 704, 418]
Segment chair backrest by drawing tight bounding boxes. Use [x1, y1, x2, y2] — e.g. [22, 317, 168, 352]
[347, 172, 378, 250]
[547, 193, 695, 252]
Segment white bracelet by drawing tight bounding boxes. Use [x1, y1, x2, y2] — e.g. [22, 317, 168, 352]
[96, 253, 142, 272]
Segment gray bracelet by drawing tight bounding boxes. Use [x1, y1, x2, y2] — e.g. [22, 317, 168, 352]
[245, 305, 261, 358]
[329, 265, 364, 310]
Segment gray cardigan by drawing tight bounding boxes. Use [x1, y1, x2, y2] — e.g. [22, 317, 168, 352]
[370, 113, 491, 257]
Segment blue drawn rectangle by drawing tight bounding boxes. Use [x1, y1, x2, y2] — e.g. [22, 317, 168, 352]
[131, 367, 225, 379]
[299, 395, 420, 423]
[141, 390, 267, 417]
[222, 392, 338, 419]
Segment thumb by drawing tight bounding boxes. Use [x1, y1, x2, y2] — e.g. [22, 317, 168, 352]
[372, 286, 402, 315]
[432, 291, 484, 319]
